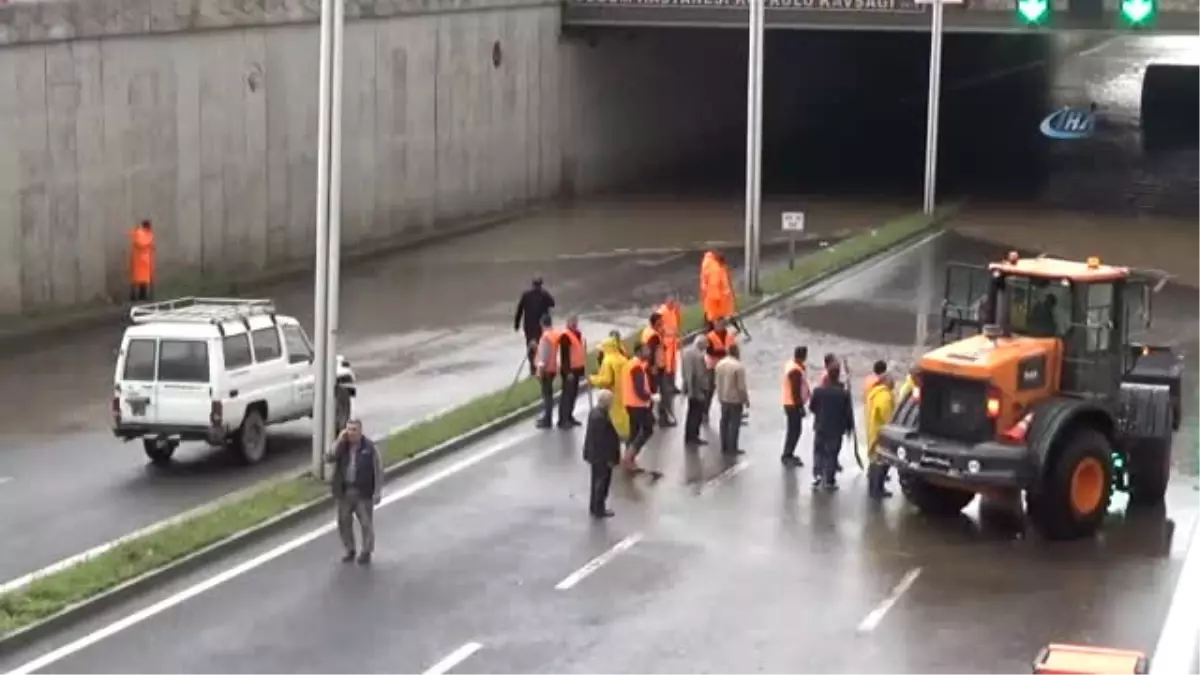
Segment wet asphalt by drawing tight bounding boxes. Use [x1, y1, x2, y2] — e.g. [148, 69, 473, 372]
[0, 200, 871, 585]
[3, 231, 1195, 675]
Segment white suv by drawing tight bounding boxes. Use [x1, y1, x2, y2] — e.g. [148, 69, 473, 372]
[111, 297, 357, 465]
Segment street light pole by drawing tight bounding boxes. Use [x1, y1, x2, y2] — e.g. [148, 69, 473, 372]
[918, 0, 960, 215]
[310, 0, 345, 480]
[743, 0, 765, 295]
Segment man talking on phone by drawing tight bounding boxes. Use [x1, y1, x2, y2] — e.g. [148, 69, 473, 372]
[325, 419, 384, 565]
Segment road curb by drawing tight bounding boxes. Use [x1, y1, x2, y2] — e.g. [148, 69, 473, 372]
[0, 212, 952, 656]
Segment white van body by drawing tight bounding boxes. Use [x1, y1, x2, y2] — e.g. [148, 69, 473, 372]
[112, 297, 356, 464]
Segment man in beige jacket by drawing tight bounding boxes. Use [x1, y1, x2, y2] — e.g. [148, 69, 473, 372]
[714, 344, 749, 456]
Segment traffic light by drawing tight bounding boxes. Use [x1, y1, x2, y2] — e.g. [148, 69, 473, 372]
[1119, 0, 1155, 25]
[1016, 0, 1051, 25]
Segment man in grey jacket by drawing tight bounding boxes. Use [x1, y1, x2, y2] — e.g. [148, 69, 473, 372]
[680, 336, 711, 446]
[714, 344, 749, 456]
[325, 419, 384, 564]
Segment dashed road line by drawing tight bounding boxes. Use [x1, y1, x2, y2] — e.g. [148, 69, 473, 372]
[700, 460, 751, 494]
[554, 532, 645, 591]
[856, 567, 922, 633]
[421, 642, 483, 675]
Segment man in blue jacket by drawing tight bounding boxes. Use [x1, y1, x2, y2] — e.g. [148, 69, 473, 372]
[325, 419, 384, 564]
[809, 360, 855, 491]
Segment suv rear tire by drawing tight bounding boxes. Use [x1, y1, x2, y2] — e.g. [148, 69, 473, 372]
[231, 408, 268, 465]
[143, 438, 176, 465]
[900, 472, 976, 516]
[1028, 427, 1112, 541]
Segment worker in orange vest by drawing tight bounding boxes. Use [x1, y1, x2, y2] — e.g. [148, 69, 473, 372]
[534, 315, 561, 429]
[129, 220, 156, 302]
[640, 312, 676, 428]
[657, 293, 682, 381]
[621, 343, 660, 476]
[557, 315, 587, 429]
[700, 251, 718, 307]
[702, 318, 738, 424]
[781, 346, 812, 468]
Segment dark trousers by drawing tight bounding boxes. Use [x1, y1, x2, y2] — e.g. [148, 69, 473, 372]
[538, 375, 555, 424]
[719, 403, 744, 454]
[868, 459, 890, 498]
[684, 397, 706, 442]
[130, 283, 151, 302]
[814, 434, 844, 484]
[782, 406, 804, 458]
[627, 406, 655, 456]
[656, 371, 675, 423]
[524, 333, 539, 375]
[589, 462, 613, 514]
[559, 371, 581, 423]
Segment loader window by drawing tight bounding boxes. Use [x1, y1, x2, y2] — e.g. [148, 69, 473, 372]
[1083, 283, 1114, 352]
[1002, 275, 1071, 338]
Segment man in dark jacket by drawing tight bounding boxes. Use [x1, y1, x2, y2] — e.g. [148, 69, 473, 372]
[583, 389, 621, 518]
[514, 277, 556, 374]
[324, 419, 384, 564]
[809, 360, 855, 491]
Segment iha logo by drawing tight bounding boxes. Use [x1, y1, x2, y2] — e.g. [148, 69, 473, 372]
[1039, 105, 1097, 140]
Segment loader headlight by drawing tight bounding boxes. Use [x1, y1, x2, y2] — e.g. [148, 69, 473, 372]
[897, 446, 908, 461]
[967, 459, 982, 474]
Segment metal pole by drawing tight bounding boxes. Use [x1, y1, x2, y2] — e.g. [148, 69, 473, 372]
[921, 0, 945, 215]
[310, 0, 335, 480]
[322, 0, 346, 453]
[750, 0, 765, 291]
[743, 0, 764, 295]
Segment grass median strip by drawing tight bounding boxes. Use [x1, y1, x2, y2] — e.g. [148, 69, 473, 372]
[0, 206, 952, 638]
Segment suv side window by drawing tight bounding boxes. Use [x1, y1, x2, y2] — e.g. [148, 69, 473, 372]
[282, 325, 313, 364]
[251, 327, 282, 363]
[223, 333, 254, 370]
[123, 339, 158, 381]
[158, 340, 210, 383]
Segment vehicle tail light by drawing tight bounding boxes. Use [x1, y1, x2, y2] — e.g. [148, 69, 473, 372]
[112, 397, 121, 424]
[985, 385, 1002, 419]
[210, 401, 223, 426]
[1002, 412, 1034, 443]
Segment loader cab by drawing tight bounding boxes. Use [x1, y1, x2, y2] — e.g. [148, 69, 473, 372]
[940, 253, 1153, 404]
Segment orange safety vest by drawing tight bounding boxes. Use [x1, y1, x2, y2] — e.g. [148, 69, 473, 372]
[656, 303, 681, 374]
[640, 326, 666, 371]
[622, 358, 652, 408]
[782, 361, 811, 407]
[704, 329, 736, 369]
[129, 227, 155, 284]
[536, 328, 561, 374]
[560, 329, 587, 371]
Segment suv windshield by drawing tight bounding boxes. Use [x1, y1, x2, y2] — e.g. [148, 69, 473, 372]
[997, 274, 1072, 339]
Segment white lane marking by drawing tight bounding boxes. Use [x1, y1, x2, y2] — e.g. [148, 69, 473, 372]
[0, 476, 11, 485]
[554, 532, 645, 591]
[421, 642, 483, 675]
[1149, 517, 1200, 674]
[635, 252, 688, 268]
[5, 431, 536, 675]
[856, 567, 922, 633]
[700, 461, 751, 494]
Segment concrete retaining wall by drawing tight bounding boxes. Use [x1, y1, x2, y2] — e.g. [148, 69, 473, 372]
[0, 1, 740, 317]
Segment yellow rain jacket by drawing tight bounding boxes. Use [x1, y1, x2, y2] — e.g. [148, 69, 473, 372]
[865, 381, 896, 462]
[589, 336, 631, 440]
[898, 374, 916, 402]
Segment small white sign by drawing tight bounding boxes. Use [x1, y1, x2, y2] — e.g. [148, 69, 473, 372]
[782, 212, 806, 232]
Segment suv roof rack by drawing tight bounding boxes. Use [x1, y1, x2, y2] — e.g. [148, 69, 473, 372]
[129, 297, 277, 326]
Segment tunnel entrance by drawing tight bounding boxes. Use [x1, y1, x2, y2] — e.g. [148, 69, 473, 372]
[569, 28, 1198, 219]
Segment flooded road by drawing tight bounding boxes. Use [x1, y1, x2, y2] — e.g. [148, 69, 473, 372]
[3, 232, 1193, 675]
[0, 197, 875, 585]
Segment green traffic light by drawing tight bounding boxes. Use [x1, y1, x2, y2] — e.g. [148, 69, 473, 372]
[1120, 0, 1154, 24]
[1016, 0, 1050, 24]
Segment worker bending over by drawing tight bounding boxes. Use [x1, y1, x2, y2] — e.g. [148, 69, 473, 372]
[590, 335, 632, 442]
